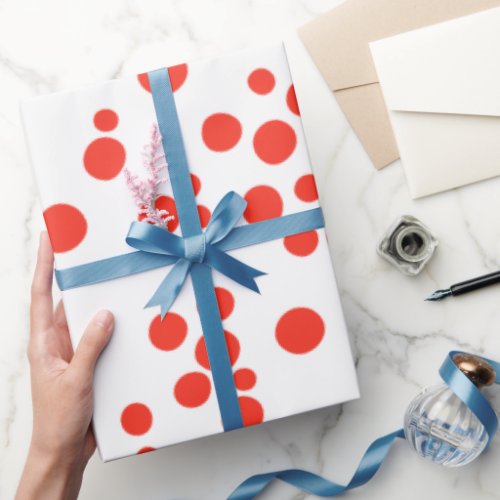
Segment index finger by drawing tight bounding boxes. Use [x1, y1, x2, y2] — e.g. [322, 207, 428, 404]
[30, 231, 54, 333]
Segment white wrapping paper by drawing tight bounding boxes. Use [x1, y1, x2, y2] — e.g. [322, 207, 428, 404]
[21, 43, 358, 461]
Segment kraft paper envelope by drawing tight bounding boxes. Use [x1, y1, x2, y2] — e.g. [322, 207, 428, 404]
[370, 7, 500, 198]
[298, 0, 500, 170]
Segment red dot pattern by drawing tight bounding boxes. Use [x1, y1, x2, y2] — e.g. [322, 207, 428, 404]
[43, 204, 87, 253]
[286, 84, 300, 115]
[234, 368, 256, 391]
[191, 173, 201, 196]
[215, 287, 234, 320]
[155, 195, 179, 232]
[84, 137, 126, 180]
[284, 230, 319, 257]
[174, 372, 211, 408]
[253, 120, 296, 165]
[137, 73, 151, 92]
[121, 403, 153, 435]
[168, 63, 188, 92]
[197, 204, 211, 229]
[195, 331, 240, 370]
[94, 109, 118, 132]
[244, 185, 283, 223]
[137, 446, 156, 454]
[276, 307, 325, 354]
[202, 113, 242, 152]
[148, 313, 187, 351]
[248, 68, 275, 95]
[239, 396, 264, 426]
[294, 174, 318, 202]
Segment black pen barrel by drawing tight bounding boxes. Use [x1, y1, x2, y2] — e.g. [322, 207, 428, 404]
[451, 270, 500, 296]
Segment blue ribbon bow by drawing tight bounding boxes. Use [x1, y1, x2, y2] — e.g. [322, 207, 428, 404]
[126, 191, 265, 319]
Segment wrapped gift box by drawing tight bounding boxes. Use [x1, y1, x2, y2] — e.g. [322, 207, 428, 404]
[20, 43, 359, 461]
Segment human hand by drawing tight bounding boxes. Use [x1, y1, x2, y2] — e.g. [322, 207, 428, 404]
[16, 232, 114, 500]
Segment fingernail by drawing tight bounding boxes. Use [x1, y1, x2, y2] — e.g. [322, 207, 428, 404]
[92, 310, 114, 330]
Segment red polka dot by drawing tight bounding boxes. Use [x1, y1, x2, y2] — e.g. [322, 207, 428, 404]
[137, 208, 147, 222]
[148, 313, 187, 351]
[202, 113, 242, 152]
[93, 109, 118, 132]
[121, 403, 153, 435]
[191, 173, 201, 196]
[137, 73, 151, 92]
[137, 446, 156, 454]
[197, 205, 211, 229]
[294, 174, 318, 202]
[253, 120, 296, 165]
[276, 307, 325, 354]
[174, 372, 211, 408]
[244, 185, 283, 223]
[248, 68, 275, 95]
[43, 204, 87, 253]
[239, 396, 264, 426]
[234, 368, 256, 391]
[168, 63, 188, 92]
[286, 84, 300, 115]
[195, 331, 240, 370]
[284, 230, 319, 257]
[215, 287, 234, 320]
[155, 196, 178, 232]
[83, 137, 126, 180]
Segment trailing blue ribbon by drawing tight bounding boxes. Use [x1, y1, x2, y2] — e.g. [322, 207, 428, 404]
[54, 67, 326, 432]
[228, 350, 499, 499]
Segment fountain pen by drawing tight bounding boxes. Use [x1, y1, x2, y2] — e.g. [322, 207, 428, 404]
[426, 270, 500, 301]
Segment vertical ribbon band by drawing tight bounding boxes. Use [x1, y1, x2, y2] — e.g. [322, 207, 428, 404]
[147, 68, 244, 430]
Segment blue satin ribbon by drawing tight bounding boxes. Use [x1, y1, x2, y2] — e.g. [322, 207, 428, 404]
[228, 350, 499, 499]
[54, 67, 326, 432]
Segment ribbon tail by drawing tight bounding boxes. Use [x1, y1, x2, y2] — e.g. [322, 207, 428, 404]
[227, 429, 405, 500]
[145, 259, 192, 319]
[205, 246, 265, 293]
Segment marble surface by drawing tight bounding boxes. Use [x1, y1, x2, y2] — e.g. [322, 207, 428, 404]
[1, 0, 499, 499]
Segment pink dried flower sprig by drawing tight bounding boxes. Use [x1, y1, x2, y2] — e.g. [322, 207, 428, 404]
[124, 123, 174, 229]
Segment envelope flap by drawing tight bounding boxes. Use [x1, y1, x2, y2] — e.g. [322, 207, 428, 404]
[299, 0, 500, 92]
[370, 7, 500, 117]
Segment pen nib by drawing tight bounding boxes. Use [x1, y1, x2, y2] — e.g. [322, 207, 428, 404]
[425, 288, 452, 301]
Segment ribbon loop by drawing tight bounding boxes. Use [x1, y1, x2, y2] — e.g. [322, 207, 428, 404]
[439, 351, 499, 446]
[126, 221, 184, 257]
[205, 191, 247, 244]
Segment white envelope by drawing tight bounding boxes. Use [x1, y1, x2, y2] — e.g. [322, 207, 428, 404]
[370, 6, 500, 198]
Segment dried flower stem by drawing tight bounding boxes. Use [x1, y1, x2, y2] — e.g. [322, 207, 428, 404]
[124, 123, 174, 228]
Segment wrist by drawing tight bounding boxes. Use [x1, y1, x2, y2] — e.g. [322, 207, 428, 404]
[16, 445, 85, 500]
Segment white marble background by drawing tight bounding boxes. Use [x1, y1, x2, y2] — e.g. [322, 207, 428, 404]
[1, 0, 499, 499]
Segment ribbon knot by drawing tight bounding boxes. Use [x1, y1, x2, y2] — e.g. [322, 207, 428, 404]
[125, 191, 266, 318]
[184, 233, 206, 263]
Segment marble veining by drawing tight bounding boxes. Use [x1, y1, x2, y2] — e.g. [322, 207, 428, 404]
[1, 0, 499, 499]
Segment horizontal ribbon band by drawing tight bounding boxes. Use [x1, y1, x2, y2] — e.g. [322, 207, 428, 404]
[228, 350, 499, 499]
[55, 206, 324, 297]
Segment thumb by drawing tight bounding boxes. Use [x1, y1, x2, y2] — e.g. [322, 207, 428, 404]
[70, 310, 114, 380]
